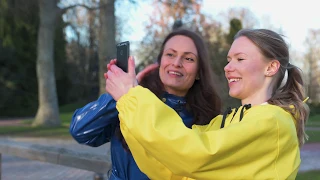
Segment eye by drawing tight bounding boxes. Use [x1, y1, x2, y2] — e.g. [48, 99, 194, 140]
[166, 53, 174, 57]
[237, 58, 244, 61]
[185, 57, 194, 62]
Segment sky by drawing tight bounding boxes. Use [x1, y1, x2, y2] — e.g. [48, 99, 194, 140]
[124, 0, 320, 55]
[201, 0, 320, 54]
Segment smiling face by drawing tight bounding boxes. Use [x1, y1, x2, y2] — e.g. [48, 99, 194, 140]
[225, 36, 272, 105]
[159, 35, 199, 96]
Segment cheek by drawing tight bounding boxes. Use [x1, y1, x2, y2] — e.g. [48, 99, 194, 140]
[159, 59, 169, 78]
[160, 57, 170, 69]
[244, 65, 265, 82]
[185, 64, 199, 79]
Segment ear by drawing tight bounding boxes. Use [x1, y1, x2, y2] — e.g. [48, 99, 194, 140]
[265, 60, 280, 77]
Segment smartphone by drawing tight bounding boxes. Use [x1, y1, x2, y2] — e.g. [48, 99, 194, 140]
[116, 41, 130, 72]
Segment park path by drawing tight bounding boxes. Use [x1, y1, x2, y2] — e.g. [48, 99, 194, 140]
[0, 137, 319, 180]
[299, 142, 320, 172]
[0, 137, 111, 180]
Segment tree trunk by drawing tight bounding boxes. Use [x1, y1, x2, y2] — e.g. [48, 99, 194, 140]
[32, 0, 61, 127]
[98, 0, 116, 95]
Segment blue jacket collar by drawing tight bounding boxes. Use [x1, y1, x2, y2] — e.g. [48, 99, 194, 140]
[161, 92, 186, 112]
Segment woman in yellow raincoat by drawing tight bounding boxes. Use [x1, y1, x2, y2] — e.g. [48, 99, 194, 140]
[105, 29, 310, 180]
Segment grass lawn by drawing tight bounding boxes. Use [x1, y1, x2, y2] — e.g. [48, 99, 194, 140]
[0, 102, 87, 139]
[307, 114, 320, 127]
[306, 130, 320, 144]
[0, 113, 73, 139]
[0, 103, 319, 141]
[297, 170, 320, 180]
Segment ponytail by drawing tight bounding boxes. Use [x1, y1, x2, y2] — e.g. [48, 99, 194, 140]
[268, 64, 310, 146]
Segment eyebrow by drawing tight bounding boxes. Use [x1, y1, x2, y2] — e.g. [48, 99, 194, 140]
[227, 52, 246, 59]
[165, 48, 198, 58]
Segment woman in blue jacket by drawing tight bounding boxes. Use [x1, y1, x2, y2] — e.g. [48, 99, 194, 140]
[69, 28, 222, 180]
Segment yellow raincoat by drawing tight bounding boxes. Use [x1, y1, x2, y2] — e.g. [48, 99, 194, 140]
[117, 86, 300, 180]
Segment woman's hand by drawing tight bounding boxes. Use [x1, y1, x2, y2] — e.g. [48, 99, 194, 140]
[107, 59, 159, 83]
[104, 56, 138, 101]
[136, 63, 159, 83]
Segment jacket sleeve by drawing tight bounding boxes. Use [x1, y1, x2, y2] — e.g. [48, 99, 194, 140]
[122, 130, 193, 180]
[117, 86, 298, 179]
[70, 93, 119, 147]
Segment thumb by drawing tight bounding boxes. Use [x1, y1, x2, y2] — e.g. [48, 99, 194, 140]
[128, 56, 136, 77]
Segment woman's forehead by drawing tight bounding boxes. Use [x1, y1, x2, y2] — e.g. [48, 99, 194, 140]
[164, 35, 197, 55]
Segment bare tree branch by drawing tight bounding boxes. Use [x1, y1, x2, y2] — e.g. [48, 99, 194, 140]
[58, 4, 106, 15]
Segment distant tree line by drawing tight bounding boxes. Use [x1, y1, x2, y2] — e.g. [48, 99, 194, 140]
[1, 0, 319, 124]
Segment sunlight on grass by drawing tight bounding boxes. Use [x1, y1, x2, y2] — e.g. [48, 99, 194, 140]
[11, 111, 73, 125]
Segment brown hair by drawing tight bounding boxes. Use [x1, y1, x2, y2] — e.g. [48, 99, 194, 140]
[117, 28, 222, 151]
[234, 29, 310, 146]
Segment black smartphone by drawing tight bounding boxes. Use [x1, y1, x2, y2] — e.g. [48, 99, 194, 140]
[116, 41, 130, 72]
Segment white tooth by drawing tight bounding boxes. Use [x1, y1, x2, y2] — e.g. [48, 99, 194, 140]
[169, 71, 182, 76]
[229, 78, 240, 83]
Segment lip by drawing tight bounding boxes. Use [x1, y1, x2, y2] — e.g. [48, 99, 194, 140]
[226, 76, 241, 84]
[226, 75, 240, 80]
[167, 70, 183, 77]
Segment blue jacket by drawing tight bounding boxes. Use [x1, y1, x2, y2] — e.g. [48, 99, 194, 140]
[70, 92, 194, 180]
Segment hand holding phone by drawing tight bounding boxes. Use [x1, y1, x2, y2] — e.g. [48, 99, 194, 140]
[116, 41, 130, 72]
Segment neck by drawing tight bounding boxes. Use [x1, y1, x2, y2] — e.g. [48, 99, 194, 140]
[241, 92, 272, 106]
[164, 88, 187, 97]
[242, 81, 273, 106]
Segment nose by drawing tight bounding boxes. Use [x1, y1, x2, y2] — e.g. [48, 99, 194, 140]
[172, 56, 182, 67]
[224, 61, 234, 72]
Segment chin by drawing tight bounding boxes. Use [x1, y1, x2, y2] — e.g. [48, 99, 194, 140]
[228, 91, 239, 99]
[164, 82, 181, 88]
[168, 86, 182, 91]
